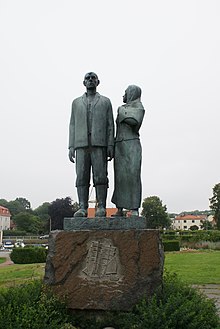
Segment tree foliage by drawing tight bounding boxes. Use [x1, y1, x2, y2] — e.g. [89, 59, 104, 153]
[0, 197, 79, 233]
[34, 202, 50, 219]
[15, 197, 31, 210]
[209, 183, 220, 230]
[0, 197, 31, 217]
[141, 196, 171, 229]
[200, 220, 213, 230]
[13, 212, 43, 234]
[33, 202, 51, 233]
[48, 197, 79, 230]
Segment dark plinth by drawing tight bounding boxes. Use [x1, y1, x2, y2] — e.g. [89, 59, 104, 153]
[64, 216, 147, 230]
[44, 218, 164, 311]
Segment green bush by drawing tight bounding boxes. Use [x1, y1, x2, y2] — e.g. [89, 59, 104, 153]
[180, 230, 220, 243]
[0, 281, 71, 329]
[163, 240, 180, 251]
[0, 275, 219, 329]
[181, 241, 220, 251]
[10, 247, 47, 264]
[162, 234, 178, 240]
[180, 235, 193, 242]
[96, 273, 220, 329]
[162, 230, 176, 235]
[3, 230, 27, 237]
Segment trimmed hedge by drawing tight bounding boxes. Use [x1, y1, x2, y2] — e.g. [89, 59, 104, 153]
[163, 230, 176, 235]
[10, 247, 47, 264]
[162, 234, 178, 240]
[3, 230, 27, 237]
[163, 240, 180, 252]
[180, 231, 220, 243]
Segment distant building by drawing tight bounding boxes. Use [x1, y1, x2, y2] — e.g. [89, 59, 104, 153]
[0, 206, 11, 231]
[172, 214, 207, 230]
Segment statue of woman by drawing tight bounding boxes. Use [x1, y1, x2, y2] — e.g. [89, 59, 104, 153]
[112, 85, 145, 216]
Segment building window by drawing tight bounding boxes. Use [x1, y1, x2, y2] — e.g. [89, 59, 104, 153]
[184, 226, 187, 229]
[184, 220, 186, 223]
[192, 220, 195, 223]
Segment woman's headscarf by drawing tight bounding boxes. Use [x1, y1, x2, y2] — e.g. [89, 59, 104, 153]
[125, 85, 142, 103]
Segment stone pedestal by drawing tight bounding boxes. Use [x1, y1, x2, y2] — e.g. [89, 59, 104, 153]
[44, 217, 164, 311]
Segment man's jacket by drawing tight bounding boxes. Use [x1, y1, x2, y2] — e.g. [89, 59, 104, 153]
[69, 93, 114, 150]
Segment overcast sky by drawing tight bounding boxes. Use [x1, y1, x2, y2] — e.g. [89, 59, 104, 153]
[1, 0, 220, 213]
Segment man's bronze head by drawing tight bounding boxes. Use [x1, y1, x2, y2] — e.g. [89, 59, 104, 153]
[83, 72, 100, 90]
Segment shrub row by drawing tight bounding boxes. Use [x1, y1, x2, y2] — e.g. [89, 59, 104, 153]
[161, 230, 220, 243]
[162, 234, 178, 240]
[10, 247, 47, 264]
[163, 240, 180, 252]
[3, 230, 27, 237]
[181, 241, 220, 251]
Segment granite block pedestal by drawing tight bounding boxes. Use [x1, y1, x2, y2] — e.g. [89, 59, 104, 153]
[44, 217, 164, 311]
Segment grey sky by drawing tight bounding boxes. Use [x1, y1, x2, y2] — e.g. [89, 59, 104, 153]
[1, 0, 220, 213]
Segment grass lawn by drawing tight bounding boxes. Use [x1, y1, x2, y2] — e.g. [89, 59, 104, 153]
[0, 263, 45, 287]
[0, 258, 6, 264]
[0, 250, 219, 288]
[165, 250, 220, 284]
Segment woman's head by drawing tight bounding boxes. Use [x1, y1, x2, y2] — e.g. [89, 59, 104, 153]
[123, 85, 142, 103]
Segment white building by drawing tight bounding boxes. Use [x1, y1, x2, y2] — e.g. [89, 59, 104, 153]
[172, 214, 206, 230]
[0, 206, 11, 231]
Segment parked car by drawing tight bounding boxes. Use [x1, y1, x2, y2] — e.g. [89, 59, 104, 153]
[14, 239, 25, 248]
[39, 235, 49, 239]
[3, 240, 14, 249]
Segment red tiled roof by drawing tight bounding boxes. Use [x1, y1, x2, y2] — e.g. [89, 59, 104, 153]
[0, 206, 11, 217]
[175, 215, 206, 221]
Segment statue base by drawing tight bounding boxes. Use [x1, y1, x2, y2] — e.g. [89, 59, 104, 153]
[44, 217, 164, 311]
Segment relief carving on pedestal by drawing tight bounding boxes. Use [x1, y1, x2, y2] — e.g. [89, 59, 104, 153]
[81, 239, 122, 281]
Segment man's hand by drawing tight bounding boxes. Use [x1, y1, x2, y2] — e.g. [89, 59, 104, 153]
[69, 147, 75, 163]
[107, 145, 114, 161]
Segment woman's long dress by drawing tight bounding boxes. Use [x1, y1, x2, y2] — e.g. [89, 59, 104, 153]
[111, 100, 145, 210]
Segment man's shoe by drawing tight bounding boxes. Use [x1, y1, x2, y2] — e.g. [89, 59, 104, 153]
[95, 206, 106, 217]
[74, 208, 88, 217]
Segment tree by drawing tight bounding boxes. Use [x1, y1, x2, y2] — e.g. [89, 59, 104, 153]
[48, 197, 79, 230]
[141, 196, 171, 229]
[201, 220, 213, 230]
[34, 202, 50, 219]
[13, 212, 43, 234]
[15, 197, 31, 210]
[33, 202, 51, 233]
[5, 200, 26, 217]
[0, 199, 9, 208]
[0, 197, 32, 217]
[210, 183, 220, 230]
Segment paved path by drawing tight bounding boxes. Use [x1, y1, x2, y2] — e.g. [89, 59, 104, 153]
[0, 251, 14, 267]
[192, 284, 220, 316]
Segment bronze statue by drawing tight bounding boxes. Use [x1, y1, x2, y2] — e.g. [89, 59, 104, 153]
[112, 85, 145, 216]
[69, 72, 114, 217]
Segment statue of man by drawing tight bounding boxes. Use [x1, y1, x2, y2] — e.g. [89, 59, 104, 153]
[69, 72, 114, 217]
